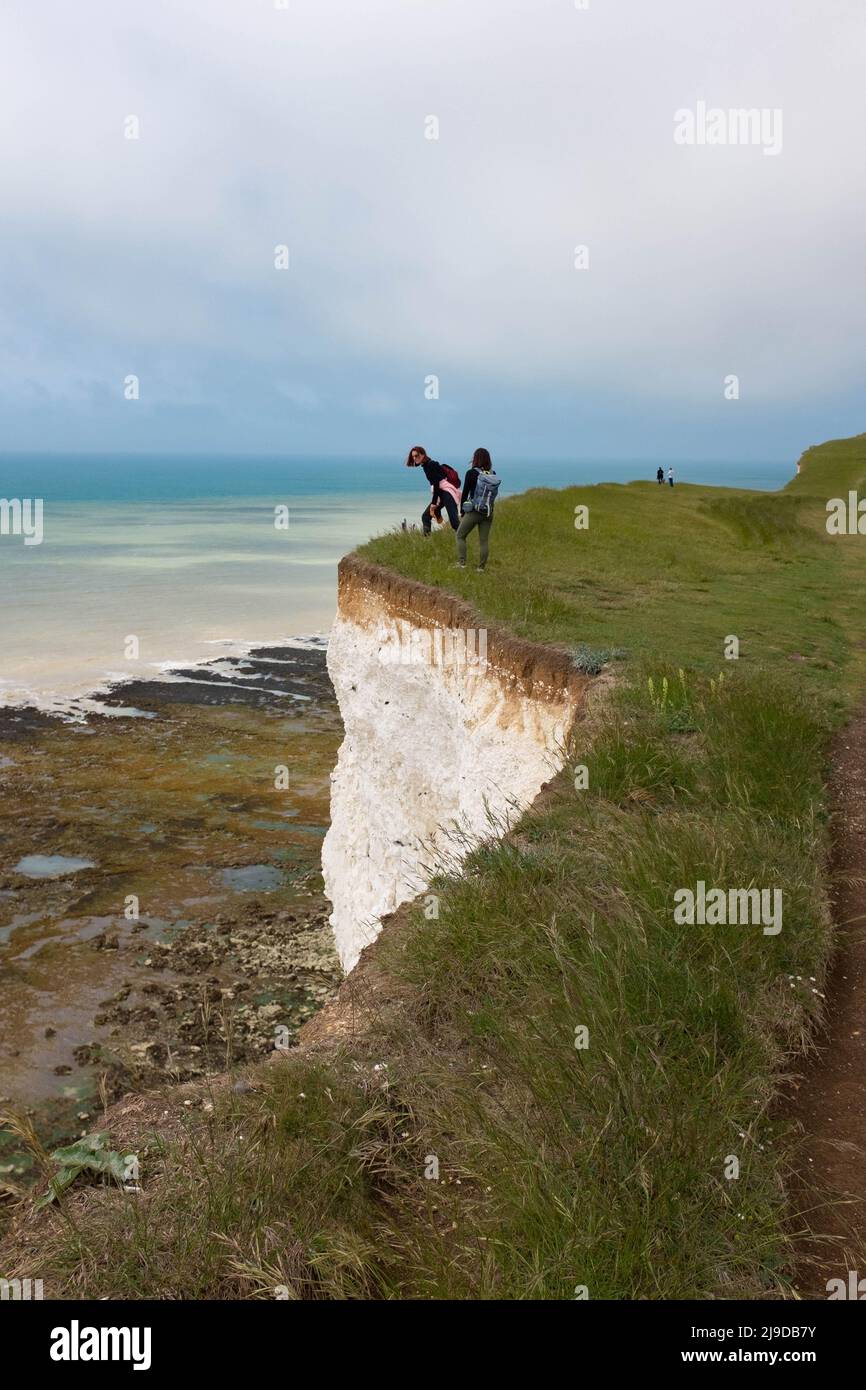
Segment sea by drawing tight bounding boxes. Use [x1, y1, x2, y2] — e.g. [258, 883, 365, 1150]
[0, 453, 793, 713]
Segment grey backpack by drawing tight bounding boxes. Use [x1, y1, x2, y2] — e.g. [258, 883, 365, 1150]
[471, 470, 501, 516]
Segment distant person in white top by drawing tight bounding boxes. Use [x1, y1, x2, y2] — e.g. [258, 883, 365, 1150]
[668, 467, 675, 488]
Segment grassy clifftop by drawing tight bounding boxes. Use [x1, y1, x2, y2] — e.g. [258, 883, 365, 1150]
[6, 434, 866, 1299]
[360, 435, 866, 697]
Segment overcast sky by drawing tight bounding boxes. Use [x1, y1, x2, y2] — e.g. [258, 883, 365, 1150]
[1, 0, 864, 462]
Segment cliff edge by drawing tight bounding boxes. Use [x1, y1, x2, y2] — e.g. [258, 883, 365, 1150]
[322, 554, 591, 971]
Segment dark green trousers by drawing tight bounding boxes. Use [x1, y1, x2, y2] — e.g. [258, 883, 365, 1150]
[456, 510, 493, 568]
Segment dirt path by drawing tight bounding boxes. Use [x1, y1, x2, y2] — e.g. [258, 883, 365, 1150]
[788, 701, 866, 1296]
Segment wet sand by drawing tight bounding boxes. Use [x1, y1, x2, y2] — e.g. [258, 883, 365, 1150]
[0, 644, 342, 1182]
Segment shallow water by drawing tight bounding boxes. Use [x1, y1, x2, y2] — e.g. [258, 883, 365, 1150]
[220, 864, 284, 892]
[0, 453, 791, 710]
[0, 648, 343, 1177]
[13, 854, 96, 879]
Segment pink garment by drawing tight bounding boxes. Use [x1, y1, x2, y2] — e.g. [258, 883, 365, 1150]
[438, 478, 462, 506]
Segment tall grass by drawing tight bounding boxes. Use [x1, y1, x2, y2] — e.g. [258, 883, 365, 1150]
[5, 436, 866, 1298]
[7, 666, 833, 1300]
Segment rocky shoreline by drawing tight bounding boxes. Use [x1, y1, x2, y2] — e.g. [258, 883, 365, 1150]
[0, 643, 342, 1188]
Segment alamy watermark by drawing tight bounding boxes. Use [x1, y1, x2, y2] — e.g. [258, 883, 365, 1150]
[377, 620, 488, 671]
[673, 881, 782, 936]
[826, 493, 866, 534]
[827, 1271, 866, 1299]
[0, 1277, 44, 1300]
[0, 497, 43, 545]
[50, 1322, 151, 1370]
[674, 101, 783, 157]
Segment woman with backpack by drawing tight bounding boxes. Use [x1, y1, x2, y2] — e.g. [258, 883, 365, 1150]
[405, 445, 462, 532]
[456, 448, 500, 572]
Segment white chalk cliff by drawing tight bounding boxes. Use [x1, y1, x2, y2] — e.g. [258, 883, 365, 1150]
[322, 557, 589, 973]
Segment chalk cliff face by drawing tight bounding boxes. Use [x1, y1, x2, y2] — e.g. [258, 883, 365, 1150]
[322, 556, 589, 973]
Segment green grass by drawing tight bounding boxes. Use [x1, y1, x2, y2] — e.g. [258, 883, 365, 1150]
[6, 433, 866, 1299]
[360, 440, 866, 702]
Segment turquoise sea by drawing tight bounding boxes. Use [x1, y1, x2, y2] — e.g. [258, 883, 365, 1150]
[0, 453, 792, 710]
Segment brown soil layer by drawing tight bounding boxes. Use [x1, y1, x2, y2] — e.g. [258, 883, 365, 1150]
[339, 554, 589, 706]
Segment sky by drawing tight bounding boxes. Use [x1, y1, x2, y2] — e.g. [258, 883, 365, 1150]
[1, 0, 865, 463]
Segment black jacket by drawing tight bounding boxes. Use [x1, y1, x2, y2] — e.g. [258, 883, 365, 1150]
[461, 467, 496, 511]
[421, 458, 448, 506]
[461, 467, 479, 507]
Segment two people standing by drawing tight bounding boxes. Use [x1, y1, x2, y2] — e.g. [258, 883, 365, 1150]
[656, 466, 675, 487]
[405, 445, 500, 571]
